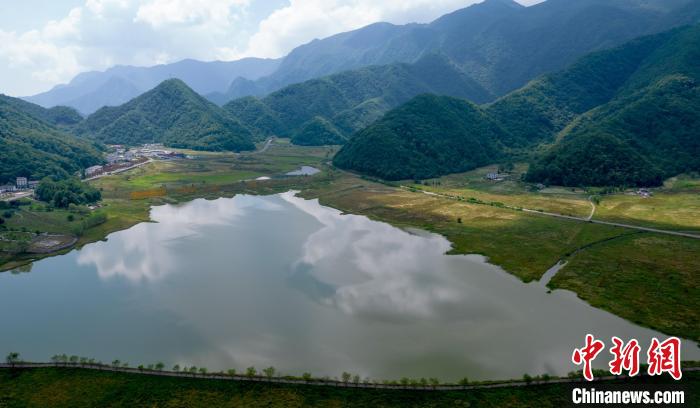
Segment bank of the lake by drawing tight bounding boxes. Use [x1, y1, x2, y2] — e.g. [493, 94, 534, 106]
[1, 367, 697, 408]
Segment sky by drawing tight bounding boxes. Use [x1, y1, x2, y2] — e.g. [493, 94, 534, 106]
[0, 0, 544, 96]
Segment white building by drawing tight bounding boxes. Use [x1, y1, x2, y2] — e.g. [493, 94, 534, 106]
[16, 177, 28, 189]
[85, 165, 104, 177]
[0, 184, 15, 193]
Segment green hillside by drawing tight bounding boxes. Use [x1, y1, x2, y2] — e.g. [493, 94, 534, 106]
[0, 95, 102, 184]
[224, 54, 492, 144]
[336, 25, 700, 186]
[526, 25, 700, 186]
[333, 94, 504, 180]
[79, 79, 255, 152]
[291, 117, 347, 146]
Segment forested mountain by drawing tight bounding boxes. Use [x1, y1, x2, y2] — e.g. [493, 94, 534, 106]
[78, 79, 255, 152]
[1, 96, 83, 127]
[223, 54, 492, 142]
[222, 0, 700, 103]
[25, 58, 281, 115]
[333, 94, 505, 180]
[335, 24, 700, 186]
[0, 95, 102, 184]
[291, 117, 347, 146]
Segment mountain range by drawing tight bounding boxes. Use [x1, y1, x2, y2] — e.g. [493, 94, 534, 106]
[220, 0, 700, 103]
[222, 53, 493, 144]
[5, 0, 700, 188]
[334, 24, 700, 186]
[23, 0, 700, 116]
[25, 58, 280, 115]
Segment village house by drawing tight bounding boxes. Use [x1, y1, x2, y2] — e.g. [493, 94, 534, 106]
[85, 165, 104, 177]
[0, 184, 15, 194]
[637, 189, 653, 198]
[15, 177, 28, 189]
[485, 172, 508, 181]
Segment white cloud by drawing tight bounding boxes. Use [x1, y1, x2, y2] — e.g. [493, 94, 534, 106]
[135, 0, 249, 28]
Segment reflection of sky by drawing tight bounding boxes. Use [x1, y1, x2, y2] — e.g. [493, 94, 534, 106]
[77, 196, 282, 282]
[280, 191, 467, 321]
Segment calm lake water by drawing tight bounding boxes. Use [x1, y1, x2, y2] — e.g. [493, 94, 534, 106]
[1, 192, 697, 381]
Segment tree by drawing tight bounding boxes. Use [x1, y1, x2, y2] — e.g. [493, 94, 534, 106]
[246, 366, 257, 378]
[155, 362, 165, 371]
[198, 367, 208, 375]
[69, 355, 79, 364]
[112, 359, 121, 368]
[227, 369, 236, 376]
[262, 366, 276, 379]
[429, 378, 440, 388]
[458, 377, 469, 386]
[172, 364, 180, 372]
[5, 352, 20, 366]
[342, 372, 352, 384]
[189, 366, 198, 374]
[523, 373, 533, 384]
[353, 374, 360, 384]
[302, 372, 312, 382]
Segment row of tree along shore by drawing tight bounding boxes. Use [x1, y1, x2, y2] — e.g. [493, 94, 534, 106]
[3, 353, 698, 391]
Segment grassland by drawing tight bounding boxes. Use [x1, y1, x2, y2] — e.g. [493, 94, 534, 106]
[1, 367, 697, 408]
[593, 175, 700, 232]
[550, 233, 700, 341]
[408, 164, 594, 218]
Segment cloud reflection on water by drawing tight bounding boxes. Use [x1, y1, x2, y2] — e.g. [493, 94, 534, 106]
[77, 196, 282, 282]
[280, 191, 468, 322]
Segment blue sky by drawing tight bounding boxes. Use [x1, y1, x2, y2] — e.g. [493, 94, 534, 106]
[0, 0, 543, 96]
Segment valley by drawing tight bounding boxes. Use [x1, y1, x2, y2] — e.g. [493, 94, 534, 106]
[2, 1, 700, 405]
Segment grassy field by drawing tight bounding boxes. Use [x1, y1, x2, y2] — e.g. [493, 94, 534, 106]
[594, 186, 700, 232]
[1, 368, 697, 408]
[408, 164, 593, 218]
[550, 233, 700, 341]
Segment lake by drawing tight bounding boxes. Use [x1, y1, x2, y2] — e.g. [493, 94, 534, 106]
[1, 192, 697, 381]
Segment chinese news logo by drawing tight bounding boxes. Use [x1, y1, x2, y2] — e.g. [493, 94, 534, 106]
[572, 334, 682, 381]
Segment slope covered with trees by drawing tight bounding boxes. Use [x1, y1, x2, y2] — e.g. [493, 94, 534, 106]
[291, 117, 347, 146]
[333, 95, 505, 180]
[78, 79, 255, 152]
[336, 24, 700, 186]
[224, 54, 491, 143]
[0, 95, 102, 184]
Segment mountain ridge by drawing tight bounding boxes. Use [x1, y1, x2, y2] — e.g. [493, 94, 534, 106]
[334, 24, 700, 186]
[78, 79, 255, 152]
